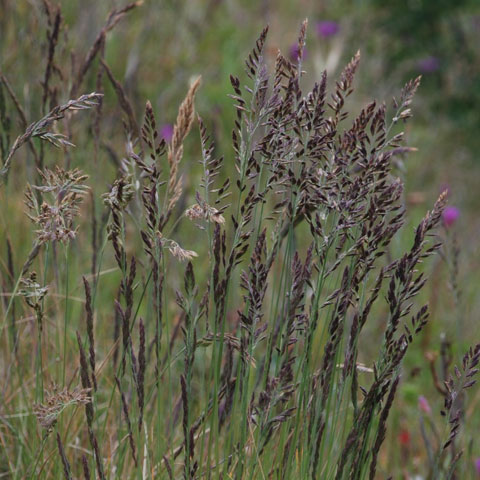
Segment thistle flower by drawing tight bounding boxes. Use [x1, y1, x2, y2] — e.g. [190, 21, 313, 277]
[315, 20, 340, 38]
[443, 206, 460, 228]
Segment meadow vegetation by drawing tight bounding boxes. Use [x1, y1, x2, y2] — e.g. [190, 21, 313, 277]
[1, 2, 480, 479]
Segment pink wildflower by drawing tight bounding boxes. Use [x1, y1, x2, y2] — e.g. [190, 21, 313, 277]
[418, 395, 431, 414]
[442, 206, 460, 228]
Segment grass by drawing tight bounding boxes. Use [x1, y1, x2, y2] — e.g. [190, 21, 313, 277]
[1, 3, 480, 479]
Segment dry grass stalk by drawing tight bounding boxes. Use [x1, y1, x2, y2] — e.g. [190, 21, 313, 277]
[1, 93, 101, 176]
[156, 232, 198, 262]
[33, 386, 91, 432]
[166, 76, 201, 209]
[185, 202, 226, 225]
[24, 167, 89, 244]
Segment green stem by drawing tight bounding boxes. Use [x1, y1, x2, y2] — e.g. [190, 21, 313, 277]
[62, 243, 69, 387]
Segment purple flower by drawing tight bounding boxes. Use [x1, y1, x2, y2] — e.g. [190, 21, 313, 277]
[289, 43, 307, 62]
[418, 395, 431, 414]
[443, 206, 460, 228]
[316, 20, 340, 38]
[160, 123, 174, 143]
[417, 56, 440, 73]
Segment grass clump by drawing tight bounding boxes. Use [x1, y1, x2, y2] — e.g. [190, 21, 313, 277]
[0, 14, 478, 480]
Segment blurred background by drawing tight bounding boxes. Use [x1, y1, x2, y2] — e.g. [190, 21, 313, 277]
[1, 0, 480, 476]
[2, 0, 480, 217]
